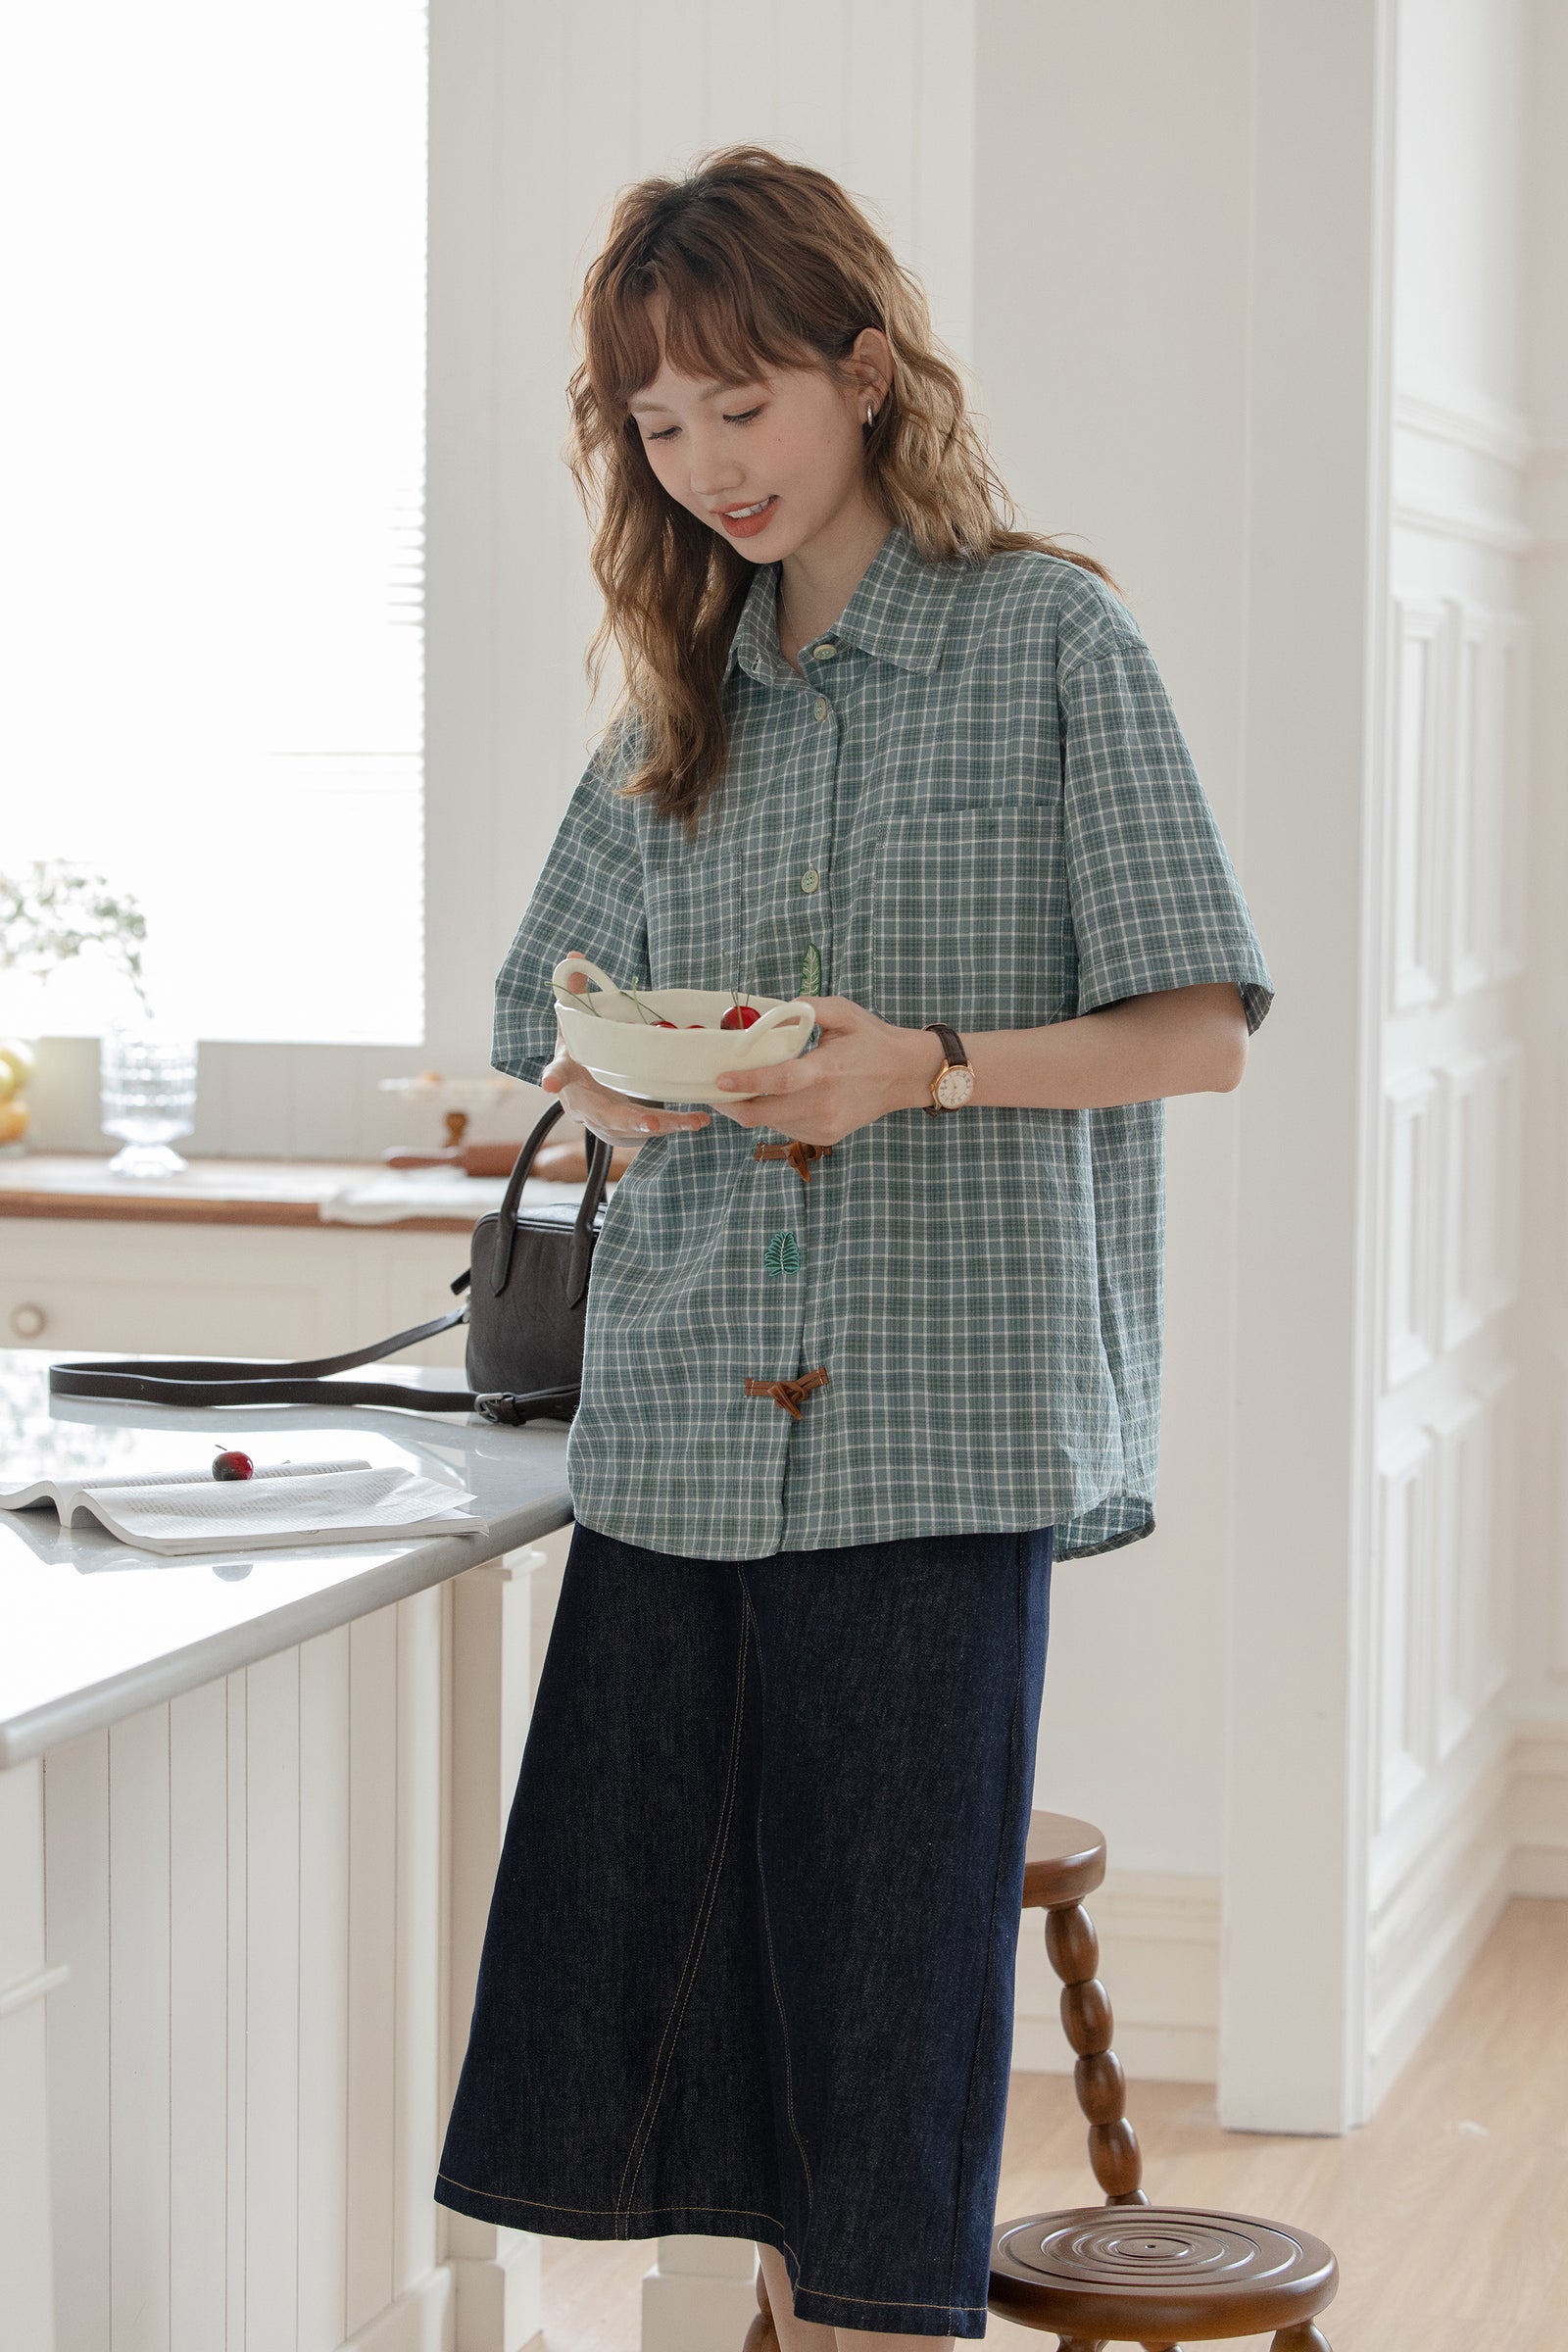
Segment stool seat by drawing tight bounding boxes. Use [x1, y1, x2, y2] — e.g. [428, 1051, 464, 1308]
[989, 2204, 1338, 2346]
[1022, 1810, 1107, 1910]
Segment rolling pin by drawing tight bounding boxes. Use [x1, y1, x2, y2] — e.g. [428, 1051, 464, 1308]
[383, 1136, 642, 1180]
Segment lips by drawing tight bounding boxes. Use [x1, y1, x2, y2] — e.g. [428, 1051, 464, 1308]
[716, 493, 779, 538]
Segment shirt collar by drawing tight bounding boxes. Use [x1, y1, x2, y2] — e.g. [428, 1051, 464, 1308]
[722, 519, 961, 685]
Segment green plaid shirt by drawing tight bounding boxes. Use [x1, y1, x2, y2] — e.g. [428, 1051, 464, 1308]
[493, 522, 1273, 1558]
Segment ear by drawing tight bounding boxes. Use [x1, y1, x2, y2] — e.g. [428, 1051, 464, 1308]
[849, 323, 893, 411]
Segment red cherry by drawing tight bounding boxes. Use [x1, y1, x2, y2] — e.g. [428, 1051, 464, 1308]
[686, 1022, 706, 1029]
[720, 1003, 761, 1030]
[652, 1017, 678, 1029]
[213, 1448, 255, 1482]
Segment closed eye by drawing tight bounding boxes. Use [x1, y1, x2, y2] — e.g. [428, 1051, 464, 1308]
[645, 406, 763, 443]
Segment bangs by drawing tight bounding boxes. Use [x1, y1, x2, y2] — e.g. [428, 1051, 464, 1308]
[594, 243, 820, 414]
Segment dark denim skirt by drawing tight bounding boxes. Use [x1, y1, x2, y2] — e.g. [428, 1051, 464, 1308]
[434, 1517, 1054, 2339]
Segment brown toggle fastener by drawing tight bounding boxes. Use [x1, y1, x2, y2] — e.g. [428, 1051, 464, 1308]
[754, 1140, 834, 1185]
[743, 1367, 830, 1420]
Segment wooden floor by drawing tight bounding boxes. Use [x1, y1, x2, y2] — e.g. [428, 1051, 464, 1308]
[537, 1896, 1568, 2350]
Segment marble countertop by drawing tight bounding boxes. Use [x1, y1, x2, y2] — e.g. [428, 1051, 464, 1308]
[0, 1348, 572, 1768]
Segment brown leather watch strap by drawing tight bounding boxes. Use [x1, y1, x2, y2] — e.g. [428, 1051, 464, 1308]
[921, 1022, 970, 1115]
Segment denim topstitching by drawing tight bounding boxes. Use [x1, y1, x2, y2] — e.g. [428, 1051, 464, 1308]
[737, 1568, 817, 2204]
[613, 1598, 752, 2231]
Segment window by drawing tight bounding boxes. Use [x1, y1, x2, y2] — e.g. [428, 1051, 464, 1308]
[1, 1, 428, 1045]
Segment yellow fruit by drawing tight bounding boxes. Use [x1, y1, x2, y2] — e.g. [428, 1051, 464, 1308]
[0, 1039, 36, 1089]
[0, 1100, 29, 1144]
[0, 1065, 13, 1106]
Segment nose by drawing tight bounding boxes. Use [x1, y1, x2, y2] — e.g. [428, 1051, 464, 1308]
[683, 427, 746, 501]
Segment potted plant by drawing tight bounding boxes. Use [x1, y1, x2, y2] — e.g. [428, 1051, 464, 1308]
[0, 860, 154, 1152]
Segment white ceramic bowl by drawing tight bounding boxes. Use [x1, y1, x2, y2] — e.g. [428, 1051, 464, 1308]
[551, 956, 816, 1105]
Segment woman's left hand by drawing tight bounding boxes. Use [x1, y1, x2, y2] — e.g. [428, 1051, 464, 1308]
[709, 996, 938, 1144]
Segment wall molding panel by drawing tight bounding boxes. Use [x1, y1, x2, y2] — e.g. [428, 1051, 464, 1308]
[1437, 1052, 1490, 1350]
[1493, 612, 1530, 983]
[1380, 1067, 1442, 1390]
[1386, 598, 1448, 1014]
[1394, 385, 1533, 471]
[1374, 1424, 1437, 1828]
[1487, 1038, 1524, 1314]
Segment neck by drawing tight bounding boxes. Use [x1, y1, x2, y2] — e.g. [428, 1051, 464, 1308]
[777, 503, 893, 653]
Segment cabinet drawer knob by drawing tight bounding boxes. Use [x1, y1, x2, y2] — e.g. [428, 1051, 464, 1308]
[10, 1301, 47, 1339]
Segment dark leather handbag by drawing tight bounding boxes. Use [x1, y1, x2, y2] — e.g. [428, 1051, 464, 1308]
[48, 1098, 613, 1426]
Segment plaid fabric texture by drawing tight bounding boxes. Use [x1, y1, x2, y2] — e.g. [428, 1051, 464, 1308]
[493, 523, 1274, 1558]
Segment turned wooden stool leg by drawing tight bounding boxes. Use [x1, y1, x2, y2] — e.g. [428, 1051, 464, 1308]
[1046, 1899, 1147, 2205]
[1271, 2329, 1332, 2350]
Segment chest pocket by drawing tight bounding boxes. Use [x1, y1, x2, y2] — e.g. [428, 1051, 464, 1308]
[868, 803, 1071, 1030]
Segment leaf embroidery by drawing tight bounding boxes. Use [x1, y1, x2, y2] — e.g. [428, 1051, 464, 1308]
[763, 1229, 801, 1279]
[799, 942, 822, 997]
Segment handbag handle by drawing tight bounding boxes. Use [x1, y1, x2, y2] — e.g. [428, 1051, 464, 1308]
[487, 1095, 614, 1305]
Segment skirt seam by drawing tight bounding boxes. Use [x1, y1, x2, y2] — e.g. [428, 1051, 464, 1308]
[434, 2178, 990, 2319]
[737, 1567, 817, 2208]
[613, 1593, 752, 2231]
[437, 2172, 788, 2229]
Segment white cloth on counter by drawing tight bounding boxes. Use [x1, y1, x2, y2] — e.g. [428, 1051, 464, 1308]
[317, 1172, 608, 1225]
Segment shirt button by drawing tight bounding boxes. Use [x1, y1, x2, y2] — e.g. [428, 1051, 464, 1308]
[812, 694, 828, 720]
[812, 642, 837, 661]
[800, 866, 820, 894]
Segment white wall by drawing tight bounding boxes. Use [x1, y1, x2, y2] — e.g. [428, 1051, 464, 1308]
[1355, 0, 1539, 2109]
[240, 0, 1568, 2121]
[977, 0, 1568, 2129]
[29, 0, 1565, 2141]
[1514, 1, 1568, 1847]
[972, 0, 1255, 1889]
[431, 0, 979, 1070]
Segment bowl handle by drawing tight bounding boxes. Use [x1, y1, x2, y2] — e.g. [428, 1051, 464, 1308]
[741, 998, 815, 1043]
[551, 955, 626, 1005]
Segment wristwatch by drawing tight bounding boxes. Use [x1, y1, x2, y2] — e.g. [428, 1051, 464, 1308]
[921, 1022, 975, 1114]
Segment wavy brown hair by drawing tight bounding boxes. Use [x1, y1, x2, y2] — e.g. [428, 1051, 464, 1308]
[566, 144, 1120, 834]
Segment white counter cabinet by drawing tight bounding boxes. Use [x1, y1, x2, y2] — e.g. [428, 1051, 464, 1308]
[0, 1214, 476, 1364]
[0, 1160, 755, 2352]
[0, 1350, 575, 2352]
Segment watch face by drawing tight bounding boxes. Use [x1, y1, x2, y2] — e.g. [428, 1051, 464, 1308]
[936, 1063, 974, 1108]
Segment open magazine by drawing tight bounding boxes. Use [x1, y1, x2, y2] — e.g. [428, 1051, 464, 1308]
[0, 1457, 485, 1556]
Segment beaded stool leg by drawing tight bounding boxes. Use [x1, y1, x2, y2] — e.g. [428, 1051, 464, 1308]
[1272, 2329, 1333, 2350]
[1045, 1899, 1147, 2205]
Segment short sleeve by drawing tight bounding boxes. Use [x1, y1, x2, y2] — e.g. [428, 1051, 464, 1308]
[491, 719, 650, 1087]
[1059, 627, 1274, 1036]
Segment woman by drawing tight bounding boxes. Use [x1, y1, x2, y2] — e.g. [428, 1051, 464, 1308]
[434, 146, 1273, 2348]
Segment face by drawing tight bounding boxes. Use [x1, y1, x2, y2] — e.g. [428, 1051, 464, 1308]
[625, 295, 889, 563]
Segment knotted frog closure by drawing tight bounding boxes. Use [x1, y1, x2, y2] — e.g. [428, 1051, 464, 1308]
[755, 1140, 833, 1185]
[743, 1367, 830, 1419]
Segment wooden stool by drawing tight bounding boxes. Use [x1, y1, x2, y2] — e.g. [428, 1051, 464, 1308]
[1023, 1810, 1146, 2207]
[989, 2204, 1339, 2347]
[743, 1812, 1144, 2347]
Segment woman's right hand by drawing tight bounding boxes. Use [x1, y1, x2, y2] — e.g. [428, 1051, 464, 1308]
[542, 957, 711, 1143]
